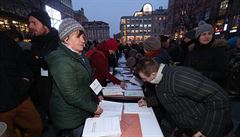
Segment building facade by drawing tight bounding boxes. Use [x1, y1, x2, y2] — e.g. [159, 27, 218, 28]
[166, 0, 213, 38]
[167, 0, 240, 39]
[0, 0, 74, 38]
[0, 0, 41, 34]
[120, 3, 167, 44]
[74, 8, 88, 24]
[152, 7, 168, 37]
[82, 21, 110, 42]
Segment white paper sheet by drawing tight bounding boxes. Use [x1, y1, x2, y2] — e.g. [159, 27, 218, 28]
[124, 103, 152, 114]
[82, 117, 121, 137]
[40, 68, 48, 77]
[89, 79, 103, 95]
[139, 113, 164, 137]
[100, 100, 123, 119]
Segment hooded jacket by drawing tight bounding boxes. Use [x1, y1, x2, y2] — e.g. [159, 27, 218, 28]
[86, 40, 121, 86]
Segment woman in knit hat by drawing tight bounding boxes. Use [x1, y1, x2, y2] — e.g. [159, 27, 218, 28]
[85, 38, 126, 100]
[45, 18, 102, 137]
[183, 20, 229, 87]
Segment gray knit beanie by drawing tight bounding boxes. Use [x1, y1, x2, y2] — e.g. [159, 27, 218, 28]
[143, 36, 161, 51]
[58, 18, 85, 41]
[195, 20, 214, 38]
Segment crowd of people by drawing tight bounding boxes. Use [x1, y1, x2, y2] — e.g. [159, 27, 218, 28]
[0, 10, 240, 137]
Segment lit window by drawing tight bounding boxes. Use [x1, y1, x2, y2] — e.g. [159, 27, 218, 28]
[121, 19, 126, 24]
[12, 20, 18, 24]
[218, 0, 229, 16]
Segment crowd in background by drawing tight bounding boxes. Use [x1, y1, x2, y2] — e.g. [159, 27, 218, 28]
[0, 10, 240, 137]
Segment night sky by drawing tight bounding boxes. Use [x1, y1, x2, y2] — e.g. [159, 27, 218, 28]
[72, 0, 168, 37]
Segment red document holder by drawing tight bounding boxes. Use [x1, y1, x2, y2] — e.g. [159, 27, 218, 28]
[121, 113, 143, 137]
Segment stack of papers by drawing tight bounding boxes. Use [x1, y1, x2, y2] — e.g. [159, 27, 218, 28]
[102, 87, 124, 96]
[126, 83, 142, 90]
[82, 117, 121, 137]
[118, 63, 127, 68]
[114, 74, 124, 81]
[121, 70, 132, 74]
[123, 74, 133, 81]
[124, 89, 144, 97]
[100, 100, 123, 119]
[115, 67, 130, 71]
[114, 67, 124, 71]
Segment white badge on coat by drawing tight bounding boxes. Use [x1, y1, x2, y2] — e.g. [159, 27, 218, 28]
[90, 79, 103, 95]
[41, 68, 48, 77]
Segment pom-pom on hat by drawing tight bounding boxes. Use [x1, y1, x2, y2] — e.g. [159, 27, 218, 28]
[195, 20, 214, 38]
[58, 18, 85, 41]
[143, 36, 161, 52]
[105, 38, 118, 51]
[28, 11, 51, 29]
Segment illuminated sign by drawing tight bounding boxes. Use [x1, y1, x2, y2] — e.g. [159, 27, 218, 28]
[229, 29, 237, 33]
[45, 5, 62, 30]
[223, 24, 228, 31]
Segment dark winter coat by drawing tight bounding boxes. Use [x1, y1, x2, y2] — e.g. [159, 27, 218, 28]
[0, 32, 33, 112]
[225, 47, 240, 93]
[152, 65, 232, 137]
[184, 39, 228, 85]
[28, 28, 59, 110]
